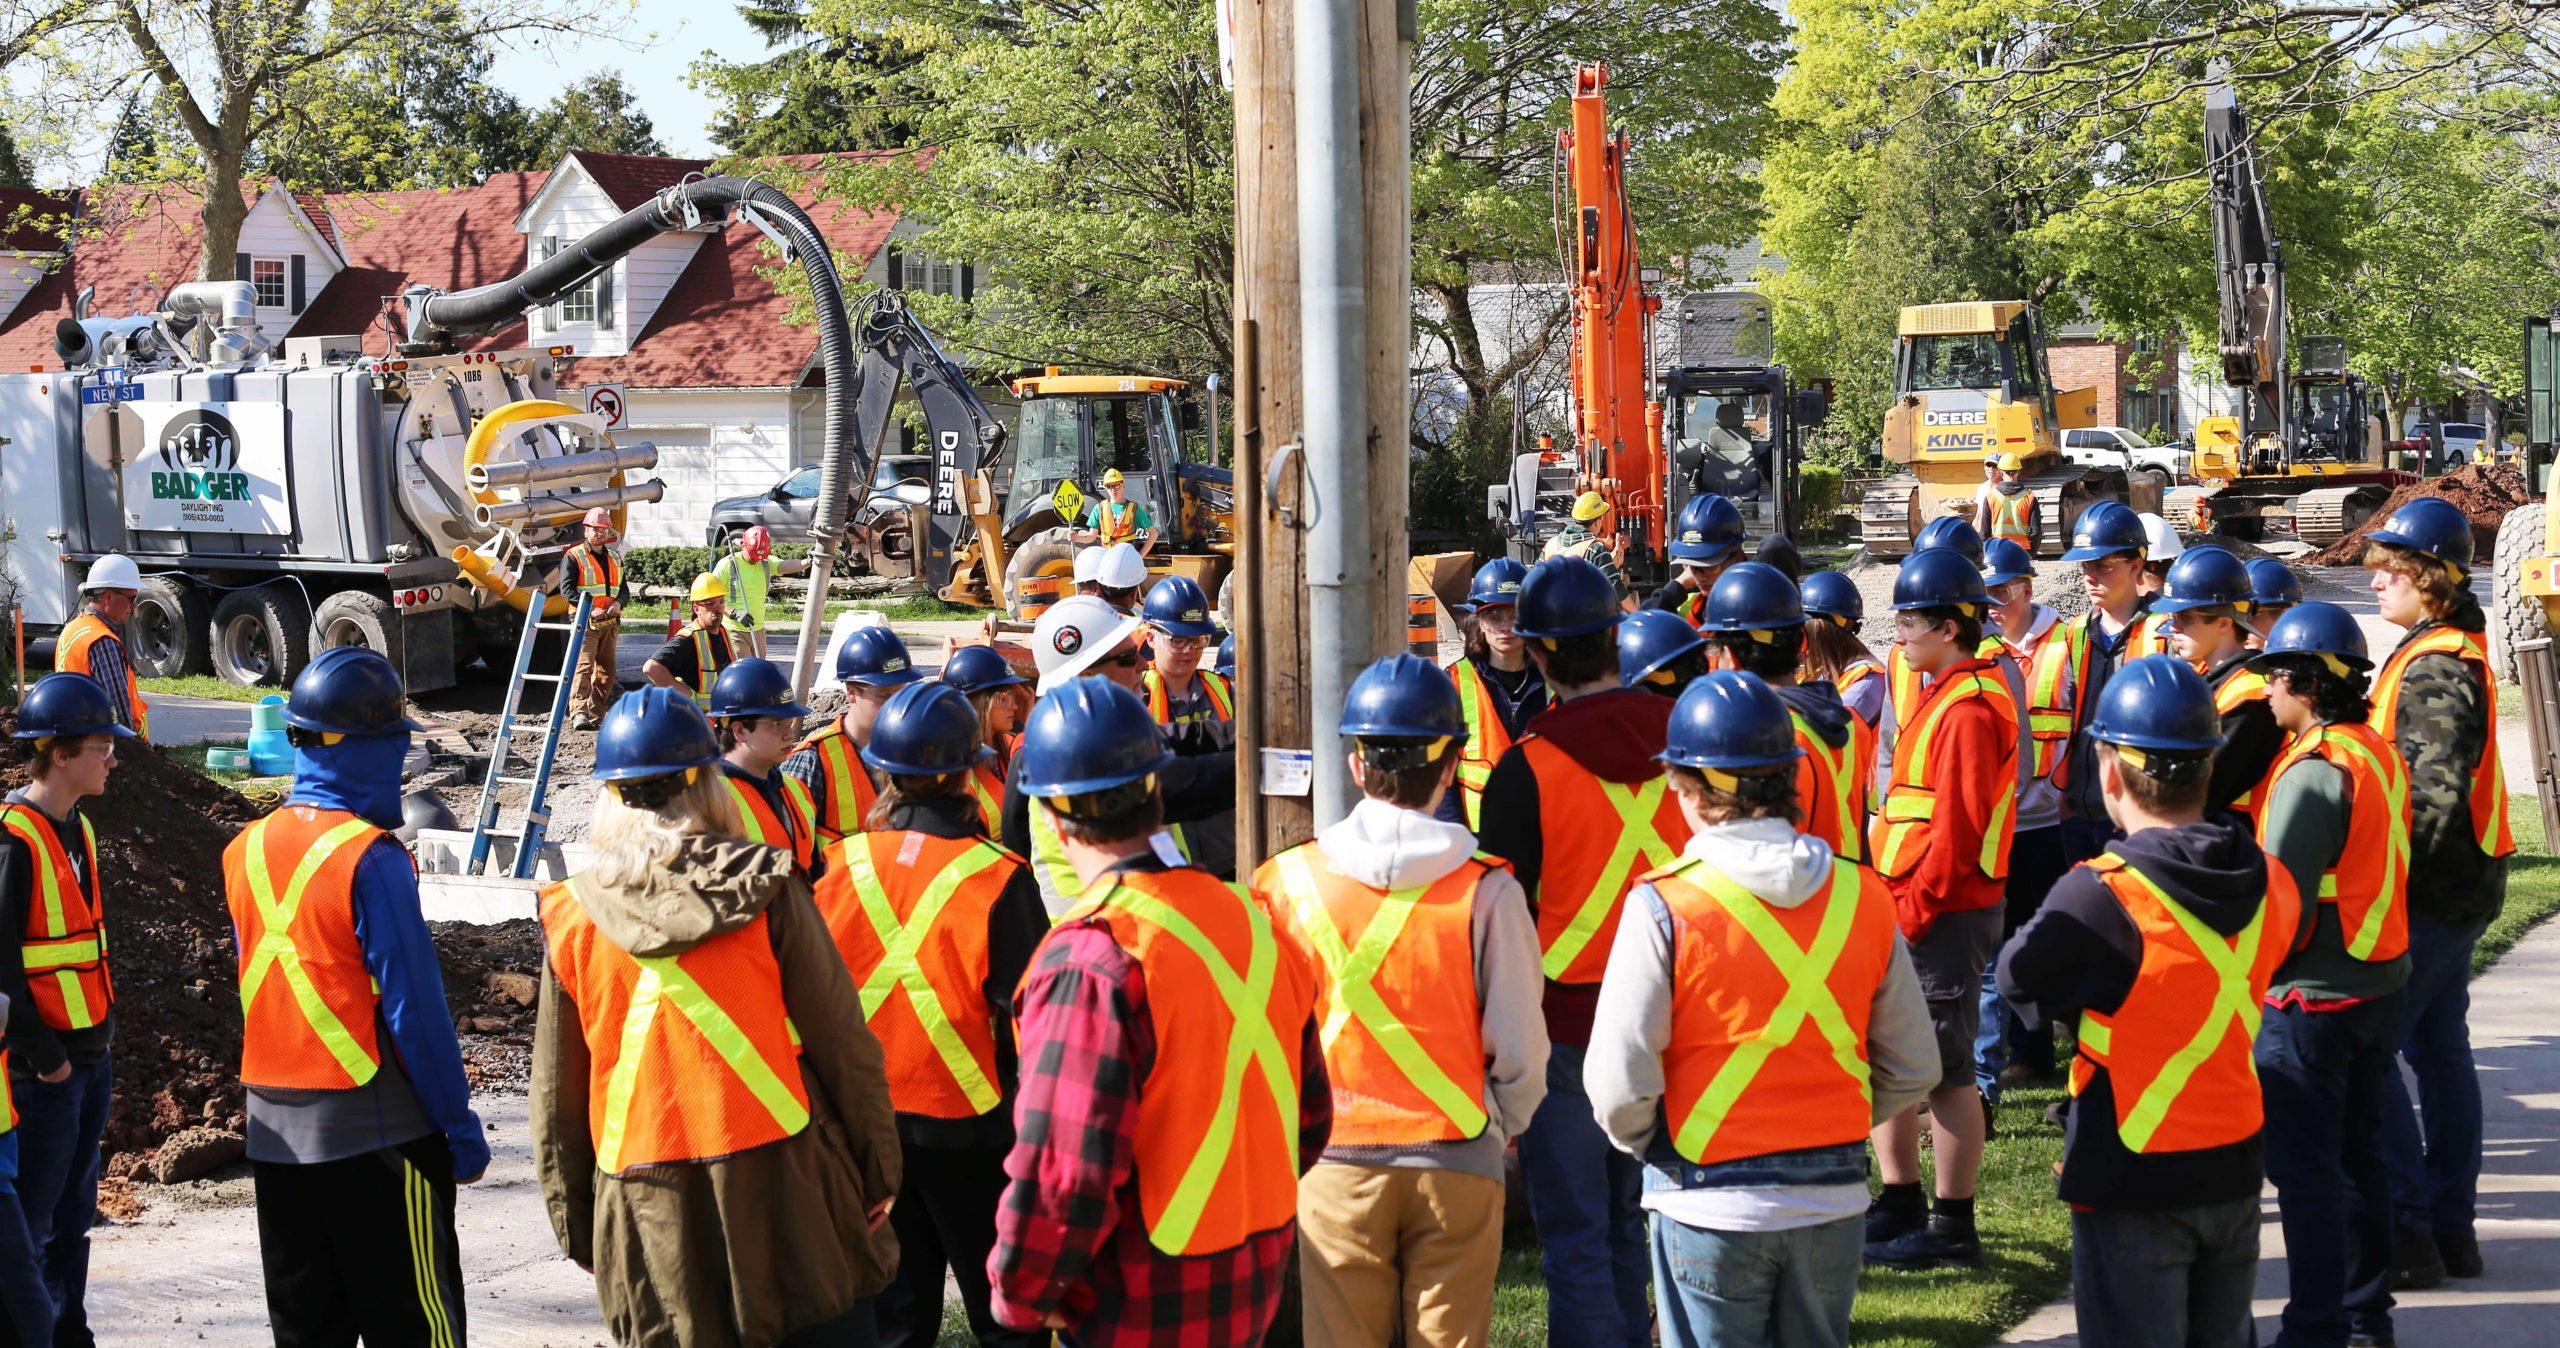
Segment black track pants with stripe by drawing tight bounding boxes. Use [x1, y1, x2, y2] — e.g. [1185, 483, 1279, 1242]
[254, 1135, 466, 1348]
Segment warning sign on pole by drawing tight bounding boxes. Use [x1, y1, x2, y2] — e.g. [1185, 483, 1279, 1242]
[585, 383, 629, 431]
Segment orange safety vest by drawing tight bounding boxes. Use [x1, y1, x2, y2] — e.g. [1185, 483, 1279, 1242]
[1981, 486, 2035, 550]
[2212, 667, 2272, 822]
[816, 831, 1022, 1119]
[1518, 738, 1691, 984]
[222, 807, 386, 1089]
[2371, 626, 2516, 859]
[1791, 710, 1865, 864]
[539, 875, 810, 1173]
[1141, 669, 1235, 726]
[2070, 853, 2297, 1153]
[1886, 645, 1923, 728]
[1675, 589, 1707, 629]
[1, 805, 113, 1033]
[1835, 663, 1883, 792]
[2014, 625, 2074, 786]
[1654, 855, 1895, 1165]
[1872, 666, 2017, 882]
[790, 718, 881, 845]
[1447, 658, 1515, 832]
[56, 614, 146, 740]
[672, 621, 733, 699]
[2259, 722, 2411, 964]
[1056, 868, 1314, 1255]
[723, 770, 817, 873]
[966, 762, 1007, 837]
[1094, 499, 1144, 545]
[1255, 845, 1495, 1147]
[565, 544, 623, 598]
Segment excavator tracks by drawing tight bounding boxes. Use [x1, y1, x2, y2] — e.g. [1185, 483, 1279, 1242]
[2290, 484, 2392, 548]
[1858, 464, 2126, 558]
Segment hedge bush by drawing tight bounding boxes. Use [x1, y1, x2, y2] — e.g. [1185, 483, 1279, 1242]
[620, 542, 814, 592]
[1798, 464, 1844, 533]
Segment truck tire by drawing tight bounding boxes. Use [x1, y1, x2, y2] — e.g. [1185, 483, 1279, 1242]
[211, 584, 314, 688]
[128, 576, 212, 678]
[1003, 532, 1080, 620]
[311, 590, 404, 673]
[2491, 502, 2552, 685]
[1218, 571, 1235, 630]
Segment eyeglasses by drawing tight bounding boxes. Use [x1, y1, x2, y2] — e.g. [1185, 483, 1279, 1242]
[1159, 634, 1210, 652]
[1099, 648, 1144, 669]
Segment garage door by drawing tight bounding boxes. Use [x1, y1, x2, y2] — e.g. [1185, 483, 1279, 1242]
[623, 427, 714, 547]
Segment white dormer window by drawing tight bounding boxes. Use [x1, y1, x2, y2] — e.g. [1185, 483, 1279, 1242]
[901, 252, 964, 298]
[539, 236, 614, 332]
[250, 258, 288, 309]
[561, 284, 597, 325]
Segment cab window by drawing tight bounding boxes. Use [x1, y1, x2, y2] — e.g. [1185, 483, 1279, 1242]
[779, 466, 820, 499]
[1907, 333, 2001, 392]
[1095, 397, 1154, 475]
[1011, 398, 1083, 497]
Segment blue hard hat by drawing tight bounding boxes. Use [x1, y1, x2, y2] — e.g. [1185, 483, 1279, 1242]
[1515, 556, 1622, 639]
[593, 687, 722, 782]
[11, 673, 134, 740]
[2245, 557, 2303, 609]
[2061, 501, 2147, 562]
[2251, 600, 2371, 671]
[1338, 654, 1465, 739]
[940, 643, 1028, 694]
[2363, 497, 2474, 573]
[707, 657, 813, 720]
[1701, 561, 1805, 633]
[1619, 609, 1709, 686]
[284, 646, 420, 736]
[1015, 678, 1175, 798]
[834, 625, 923, 686]
[1467, 557, 1529, 611]
[1913, 517, 1985, 568]
[1216, 633, 1237, 679]
[1800, 570, 1864, 627]
[1659, 671, 1803, 771]
[1669, 494, 1746, 564]
[1891, 547, 1992, 612]
[1141, 575, 1219, 637]
[861, 681, 989, 777]
[2151, 545, 2254, 614]
[1981, 539, 2035, 588]
[2084, 654, 2223, 753]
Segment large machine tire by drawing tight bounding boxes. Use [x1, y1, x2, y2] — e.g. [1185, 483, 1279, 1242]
[2491, 501, 2554, 685]
[210, 584, 314, 688]
[127, 576, 212, 678]
[310, 589, 404, 672]
[1003, 532, 1079, 620]
[1218, 571, 1235, 630]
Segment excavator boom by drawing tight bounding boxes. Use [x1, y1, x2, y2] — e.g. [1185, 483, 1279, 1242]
[1560, 63, 1664, 561]
[2204, 80, 2287, 447]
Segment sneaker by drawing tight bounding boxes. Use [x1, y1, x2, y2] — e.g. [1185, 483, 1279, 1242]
[1865, 1221, 1984, 1271]
[571, 715, 600, 732]
[2391, 1225, 2446, 1290]
[1864, 1197, 1923, 1246]
[2437, 1229, 2484, 1279]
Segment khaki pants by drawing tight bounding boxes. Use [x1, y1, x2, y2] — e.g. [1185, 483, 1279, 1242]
[1297, 1163, 1504, 1348]
[570, 622, 619, 723]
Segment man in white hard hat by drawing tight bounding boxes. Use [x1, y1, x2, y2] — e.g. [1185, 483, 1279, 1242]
[1092, 542, 1149, 615]
[2138, 513, 2183, 598]
[562, 508, 626, 729]
[1002, 596, 1239, 911]
[59, 556, 148, 739]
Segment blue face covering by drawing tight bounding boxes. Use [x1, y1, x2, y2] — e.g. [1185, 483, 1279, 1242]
[289, 731, 414, 830]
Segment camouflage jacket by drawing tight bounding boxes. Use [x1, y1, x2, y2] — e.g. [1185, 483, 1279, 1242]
[2387, 603, 2506, 927]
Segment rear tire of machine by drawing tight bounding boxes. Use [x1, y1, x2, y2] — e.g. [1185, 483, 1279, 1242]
[1004, 533, 1079, 621]
[2491, 502, 2552, 686]
[128, 576, 212, 678]
[210, 584, 313, 689]
[310, 590, 404, 675]
[1218, 570, 1235, 630]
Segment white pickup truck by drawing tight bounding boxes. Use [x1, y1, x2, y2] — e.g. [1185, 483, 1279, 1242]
[2060, 425, 2191, 488]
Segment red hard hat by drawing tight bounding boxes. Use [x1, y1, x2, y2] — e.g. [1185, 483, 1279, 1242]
[582, 507, 614, 530]
[743, 525, 774, 561]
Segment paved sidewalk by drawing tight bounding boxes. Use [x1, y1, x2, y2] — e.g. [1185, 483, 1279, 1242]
[2004, 911, 2560, 1345]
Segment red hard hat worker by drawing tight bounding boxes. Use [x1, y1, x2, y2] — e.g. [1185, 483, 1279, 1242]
[743, 525, 775, 563]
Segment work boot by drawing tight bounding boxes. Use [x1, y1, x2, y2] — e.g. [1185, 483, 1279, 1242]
[2391, 1225, 2447, 1290]
[2436, 1229, 2484, 1279]
[1865, 1187, 1924, 1246]
[1865, 1215, 1984, 1271]
[1997, 1063, 2044, 1088]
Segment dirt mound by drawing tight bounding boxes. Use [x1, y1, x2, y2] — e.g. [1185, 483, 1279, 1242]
[2304, 463, 2528, 566]
[433, 919, 542, 1089]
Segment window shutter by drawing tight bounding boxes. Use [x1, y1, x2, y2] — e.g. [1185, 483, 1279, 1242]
[961, 263, 975, 303]
[542, 236, 561, 331]
[595, 265, 615, 331]
[234, 252, 251, 283]
[289, 254, 306, 314]
[885, 246, 903, 291]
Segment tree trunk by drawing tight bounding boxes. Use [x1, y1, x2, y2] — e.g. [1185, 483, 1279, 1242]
[196, 151, 247, 281]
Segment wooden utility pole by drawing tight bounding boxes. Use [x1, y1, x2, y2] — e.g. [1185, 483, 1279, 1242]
[1228, 0, 1411, 872]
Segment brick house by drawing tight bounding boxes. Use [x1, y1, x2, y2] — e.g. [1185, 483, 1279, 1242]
[2048, 323, 2192, 440]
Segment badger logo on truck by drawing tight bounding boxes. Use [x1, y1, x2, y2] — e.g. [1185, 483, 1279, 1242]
[151, 409, 252, 501]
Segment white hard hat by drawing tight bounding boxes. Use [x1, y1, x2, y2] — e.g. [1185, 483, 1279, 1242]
[1032, 595, 1149, 694]
[2138, 512, 2183, 562]
[1097, 542, 1148, 589]
[1072, 546, 1104, 586]
[81, 555, 142, 593]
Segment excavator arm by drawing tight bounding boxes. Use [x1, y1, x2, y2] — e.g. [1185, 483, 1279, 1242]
[829, 291, 1010, 594]
[2204, 80, 2287, 460]
[1560, 63, 1665, 564]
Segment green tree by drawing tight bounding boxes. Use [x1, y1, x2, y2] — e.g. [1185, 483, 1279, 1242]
[693, 0, 922, 155]
[254, 19, 540, 191]
[517, 71, 668, 167]
[0, 123, 30, 188]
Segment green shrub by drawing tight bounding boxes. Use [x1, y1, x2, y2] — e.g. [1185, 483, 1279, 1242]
[1798, 464, 1844, 532]
[622, 546, 715, 591]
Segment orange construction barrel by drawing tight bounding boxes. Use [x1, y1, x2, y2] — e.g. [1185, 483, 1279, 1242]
[1408, 594, 1437, 659]
[1019, 575, 1063, 622]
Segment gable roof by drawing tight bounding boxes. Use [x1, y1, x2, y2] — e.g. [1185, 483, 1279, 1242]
[0, 186, 231, 367]
[293, 172, 553, 355]
[0, 188, 74, 253]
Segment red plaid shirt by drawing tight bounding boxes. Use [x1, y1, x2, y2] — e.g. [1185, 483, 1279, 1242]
[990, 866, 1332, 1347]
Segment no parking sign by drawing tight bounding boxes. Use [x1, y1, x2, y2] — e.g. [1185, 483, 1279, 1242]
[585, 383, 629, 431]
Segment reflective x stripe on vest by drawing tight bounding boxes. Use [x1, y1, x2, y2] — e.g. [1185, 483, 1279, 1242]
[1791, 711, 1864, 864]
[680, 624, 725, 699]
[1143, 670, 1235, 725]
[2372, 626, 2516, 858]
[567, 545, 622, 597]
[724, 774, 814, 872]
[839, 838, 1010, 1115]
[0, 806, 111, 1031]
[1873, 670, 2017, 881]
[235, 814, 383, 1086]
[1662, 857, 1876, 1164]
[1520, 742, 1686, 982]
[1447, 658, 1513, 831]
[2213, 667, 2272, 819]
[1984, 487, 2034, 548]
[1097, 500, 1141, 544]
[1268, 848, 1489, 1142]
[2020, 628, 2074, 784]
[2262, 724, 2412, 963]
[967, 764, 1006, 836]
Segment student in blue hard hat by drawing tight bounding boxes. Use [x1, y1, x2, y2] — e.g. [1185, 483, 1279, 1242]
[708, 658, 821, 878]
[781, 624, 922, 849]
[2152, 547, 2281, 825]
[2055, 501, 2175, 865]
[2243, 557, 2302, 649]
[1441, 558, 1549, 830]
[1696, 562, 1867, 868]
[941, 643, 1033, 835]
[1643, 494, 1746, 622]
[1618, 609, 1710, 700]
[1973, 537, 2075, 1103]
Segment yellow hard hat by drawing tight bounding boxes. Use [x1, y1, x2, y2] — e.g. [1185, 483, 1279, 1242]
[1101, 468, 1126, 486]
[1572, 491, 1609, 522]
[1996, 452, 2024, 472]
[690, 572, 729, 603]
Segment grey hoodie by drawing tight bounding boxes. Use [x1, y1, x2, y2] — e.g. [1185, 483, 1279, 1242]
[1296, 797, 1550, 1181]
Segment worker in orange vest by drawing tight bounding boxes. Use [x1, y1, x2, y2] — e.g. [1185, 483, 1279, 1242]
[1975, 539, 2074, 1101]
[1799, 570, 1887, 754]
[811, 680, 1049, 1348]
[562, 507, 627, 730]
[642, 572, 738, 702]
[1253, 655, 1548, 1348]
[536, 687, 900, 1345]
[1475, 555, 1687, 1348]
[782, 625, 922, 847]
[989, 679, 1325, 1344]
[1586, 671, 1938, 1348]
[1640, 494, 1746, 623]
[941, 644, 1032, 835]
[2153, 547, 2282, 824]
[2249, 603, 2413, 1346]
[1136, 575, 1236, 880]
[1695, 562, 1866, 864]
[708, 658, 821, 878]
[1864, 547, 2015, 1272]
[2361, 498, 2513, 1285]
[1997, 656, 2300, 1348]
[1439, 559, 1548, 830]
[53, 556, 147, 740]
[2056, 502, 2175, 864]
[1972, 451, 2039, 552]
[217, 648, 488, 1346]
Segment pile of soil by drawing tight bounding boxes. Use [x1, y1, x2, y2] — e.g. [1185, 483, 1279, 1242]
[433, 919, 543, 1088]
[2304, 463, 2528, 566]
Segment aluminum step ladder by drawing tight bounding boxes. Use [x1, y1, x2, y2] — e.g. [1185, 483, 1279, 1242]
[464, 566, 594, 879]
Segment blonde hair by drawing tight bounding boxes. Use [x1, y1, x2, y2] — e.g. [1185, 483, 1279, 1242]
[585, 769, 742, 892]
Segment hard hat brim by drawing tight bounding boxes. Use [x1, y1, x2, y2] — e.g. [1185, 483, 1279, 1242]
[593, 750, 721, 783]
[860, 742, 996, 777]
[1147, 617, 1221, 638]
[1035, 612, 1152, 694]
[842, 667, 925, 689]
[1656, 745, 1803, 771]
[2059, 542, 2142, 563]
[1018, 744, 1175, 799]
[710, 697, 815, 720]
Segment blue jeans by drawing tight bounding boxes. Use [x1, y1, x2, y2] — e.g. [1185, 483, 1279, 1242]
[2257, 996, 2401, 1348]
[0, 1134, 55, 1348]
[2069, 1200, 2260, 1348]
[2378, 915, 2488, 1239]
[1519, 1043, 1650, 1348]
[15, 1059, 108, 1347]
[1978, 825, 2068, 1100]
[1649, 1213, 1857, 1348]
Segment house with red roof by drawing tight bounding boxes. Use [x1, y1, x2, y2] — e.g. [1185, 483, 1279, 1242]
[0, 150, 969, 546]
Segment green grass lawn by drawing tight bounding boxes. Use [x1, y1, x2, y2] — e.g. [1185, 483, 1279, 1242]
[2477, 796, 2560, 975]
[139, 674, 279, 702]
